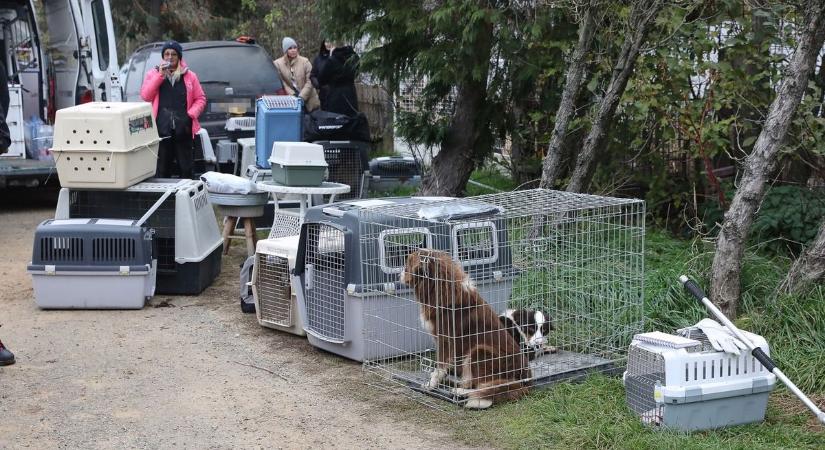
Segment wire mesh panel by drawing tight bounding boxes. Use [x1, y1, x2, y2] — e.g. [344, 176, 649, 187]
[303, 223, 348, 342]
[255, 252, 292, 327]
[319, 141, 368, 201]
[356, 189, 645, 408]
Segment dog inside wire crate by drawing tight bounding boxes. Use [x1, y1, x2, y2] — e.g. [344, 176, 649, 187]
[296, 190, 645, 408]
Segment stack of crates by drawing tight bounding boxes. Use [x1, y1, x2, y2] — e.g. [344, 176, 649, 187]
[51, 102, 160, 189]
[255, 96, 302, 168]
[27, 218, 156, 309]
[217, 117, 256, 174]
[55, 179, 223, 295]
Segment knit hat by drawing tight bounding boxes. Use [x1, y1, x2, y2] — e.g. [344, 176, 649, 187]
[282, 37, 297, 53]
[161, 41, 183, 59]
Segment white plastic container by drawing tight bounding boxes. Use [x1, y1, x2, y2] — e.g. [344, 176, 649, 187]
[268, 142, 328, 186]
[251, 235, 305, 336]
[52, 102, 160, 189]
[623, 331, 776, 431]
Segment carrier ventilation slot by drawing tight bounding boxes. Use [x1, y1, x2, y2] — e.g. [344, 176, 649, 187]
[40, 237, 84, 262]
[194, 193, 208, 211]
[92, 238, 136, 262]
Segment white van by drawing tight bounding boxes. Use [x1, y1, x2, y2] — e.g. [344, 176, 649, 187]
[0, 0, 120, 187]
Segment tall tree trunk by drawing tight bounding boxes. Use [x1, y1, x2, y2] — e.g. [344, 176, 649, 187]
[147, 0, 163, 41]
[779, 218, 825, 295]
[566, 0, 664, 193]
[710, 1, 825, 317]
[420, 19, 494, 197]
[539, 2, 599, 189]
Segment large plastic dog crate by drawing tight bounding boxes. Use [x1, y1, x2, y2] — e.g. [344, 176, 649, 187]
[368, 156, 421, 192]
[251, 235, 305, 336]
[623, 331, 776, 431]
[311, 190, 645, 407]
[315, 140, 370, 200]
[51, 102, 160, 189]
[293, 197, 517, 363]
[27, 218, 155, 309]
[255, 96, 302, 168]
[54, 179, 223, 295]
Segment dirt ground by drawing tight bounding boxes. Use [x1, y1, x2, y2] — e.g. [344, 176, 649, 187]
[0, 192, 469, 449]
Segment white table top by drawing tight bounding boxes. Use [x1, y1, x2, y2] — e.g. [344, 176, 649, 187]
[256, 181, 350, 195]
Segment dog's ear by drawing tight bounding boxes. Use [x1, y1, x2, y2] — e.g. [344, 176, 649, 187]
[542, 310, 554, 331]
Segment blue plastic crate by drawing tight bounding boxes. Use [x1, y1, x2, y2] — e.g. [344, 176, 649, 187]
[255, 96, 303, 168]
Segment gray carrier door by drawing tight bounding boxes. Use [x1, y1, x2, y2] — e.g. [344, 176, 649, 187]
[302, 222, 348, 343]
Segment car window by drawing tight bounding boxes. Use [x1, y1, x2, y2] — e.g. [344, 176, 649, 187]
[123, 48, 159, 101]
[183, 45, 281, 95]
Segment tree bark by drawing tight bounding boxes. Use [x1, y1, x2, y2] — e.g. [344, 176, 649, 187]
[710, 0, 825, 317]
[147, 0, 163, 41]
[566, 0, 664, 193]
[539, 2, 599, 189]
[779, 218, 825, 295]
[420, 17, 494, 196]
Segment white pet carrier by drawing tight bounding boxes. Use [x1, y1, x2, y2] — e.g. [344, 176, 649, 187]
[51, 102, 160, 189]
[28, 218, 156, 309]
[251, 235, 305, 336]
[623, 331, 776, 431]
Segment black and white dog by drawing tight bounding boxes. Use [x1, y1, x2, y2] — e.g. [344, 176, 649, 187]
[499, 309, 557, 360]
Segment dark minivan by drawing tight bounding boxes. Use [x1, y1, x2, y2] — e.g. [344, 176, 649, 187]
[120, 40, 282, 146]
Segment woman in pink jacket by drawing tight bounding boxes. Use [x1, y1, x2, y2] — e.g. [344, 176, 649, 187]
[140, 41, 206, 179]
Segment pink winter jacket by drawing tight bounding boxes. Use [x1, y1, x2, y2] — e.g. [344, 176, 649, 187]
[140, 61, 207, 137]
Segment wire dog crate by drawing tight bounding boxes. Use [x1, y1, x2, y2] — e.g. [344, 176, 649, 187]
[293, 190, 645, 407]
[623, 330, 775, 431]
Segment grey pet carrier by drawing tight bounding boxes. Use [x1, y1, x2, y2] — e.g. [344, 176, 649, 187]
[55, 179, 223, 295]
[368, 156, 421, 192]
[293, 197, 516, 362]
[27, 218, 156, 309]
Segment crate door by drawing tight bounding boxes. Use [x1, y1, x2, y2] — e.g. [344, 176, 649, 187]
[303, 223, 348, 342]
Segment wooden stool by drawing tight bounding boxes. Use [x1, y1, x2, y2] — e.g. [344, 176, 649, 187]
[222, 216, 258, 256]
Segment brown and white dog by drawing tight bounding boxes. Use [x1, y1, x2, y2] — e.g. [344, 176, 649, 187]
[401, 249, 531, 409]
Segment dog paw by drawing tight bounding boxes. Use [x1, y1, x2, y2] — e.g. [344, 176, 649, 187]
[453, 387, 474, 396]
[464, 398, 493, 410]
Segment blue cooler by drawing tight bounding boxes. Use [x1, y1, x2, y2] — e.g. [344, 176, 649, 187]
[255, 96, 303, 168]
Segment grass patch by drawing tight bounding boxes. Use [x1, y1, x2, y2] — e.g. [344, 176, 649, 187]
[447, 228, 825, 449]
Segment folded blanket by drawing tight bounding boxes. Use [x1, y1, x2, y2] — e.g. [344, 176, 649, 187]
[200, 171, 258, 194]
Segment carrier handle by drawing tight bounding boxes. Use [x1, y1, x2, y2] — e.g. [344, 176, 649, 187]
[136, 187, 175, 227]
[678, 275, 825, 424]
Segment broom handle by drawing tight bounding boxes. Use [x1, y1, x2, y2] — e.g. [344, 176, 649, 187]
[679, 275, 825, 425]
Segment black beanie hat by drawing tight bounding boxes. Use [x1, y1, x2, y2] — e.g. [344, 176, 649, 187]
[161, 41, 183, 59]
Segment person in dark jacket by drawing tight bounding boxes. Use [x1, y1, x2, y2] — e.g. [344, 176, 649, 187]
[140, 41, 207, 179]
[318, 44, 360, 116]
[310, 40, 333, 110]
